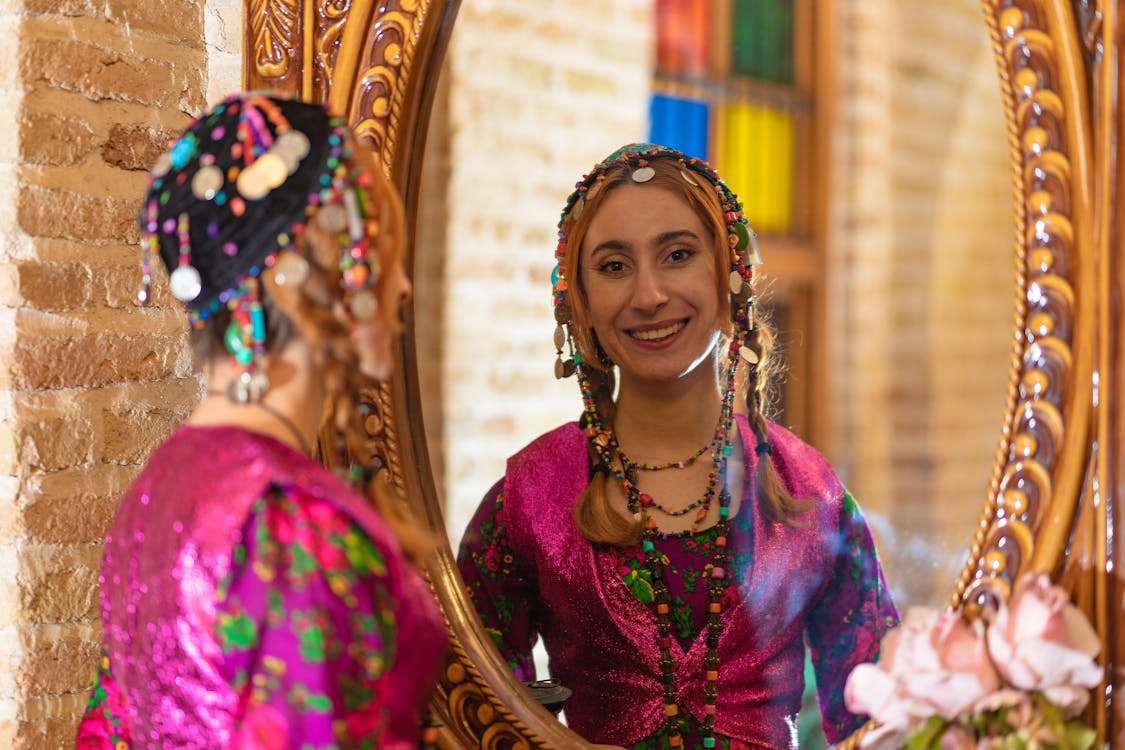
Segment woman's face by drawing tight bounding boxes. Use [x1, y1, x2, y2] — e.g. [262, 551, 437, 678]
[578, 182, 723, 386]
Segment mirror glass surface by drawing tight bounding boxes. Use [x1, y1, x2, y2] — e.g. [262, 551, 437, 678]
[411, 0, 1015, 618]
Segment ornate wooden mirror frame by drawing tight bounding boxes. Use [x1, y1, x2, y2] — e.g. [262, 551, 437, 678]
[243, 0, 1124, 745]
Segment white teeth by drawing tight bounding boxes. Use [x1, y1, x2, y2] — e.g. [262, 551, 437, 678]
[631, 322, 685, 341]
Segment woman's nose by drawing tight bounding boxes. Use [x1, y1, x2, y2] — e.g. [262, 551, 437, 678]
[631, 265, 668, 312]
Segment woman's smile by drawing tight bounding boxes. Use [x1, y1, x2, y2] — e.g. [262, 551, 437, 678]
[625, 318, 688, 344]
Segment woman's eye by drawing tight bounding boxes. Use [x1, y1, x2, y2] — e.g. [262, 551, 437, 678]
[599, 260, 627, 273]
[667, 247, 694, 263]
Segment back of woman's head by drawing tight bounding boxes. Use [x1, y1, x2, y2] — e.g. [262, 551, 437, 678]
[138, 92, 431, 564]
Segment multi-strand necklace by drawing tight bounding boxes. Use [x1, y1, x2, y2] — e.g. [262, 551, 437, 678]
[577, 337, 742, 748]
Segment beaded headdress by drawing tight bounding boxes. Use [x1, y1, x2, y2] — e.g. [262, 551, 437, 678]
[551, 142, 763, 380]
[138, 93, 381, 403]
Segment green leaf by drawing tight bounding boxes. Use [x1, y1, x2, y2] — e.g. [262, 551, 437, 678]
[907, 715, 949, 750]
[1061, 721, 1097, 750]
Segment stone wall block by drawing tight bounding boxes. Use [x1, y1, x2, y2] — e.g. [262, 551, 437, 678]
[18, 111, 97, 167]
[20, 623, 100, 695]
[18, 414, 94, 473]
[17, 262, 93, 311]
[20, 565, 99, 624]
[19, 39, 203, 111]
[102, 122, 175, 172]
[22, 492, 115, 545]
[11, 333, 181, 390]
[101, 405, 181, 464]
[106, 0, 205, 48]
[23, 1, 99, 15]
[17, 185, 138, 243]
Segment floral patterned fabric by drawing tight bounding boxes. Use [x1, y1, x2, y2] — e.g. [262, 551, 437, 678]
[458, 417, 899, 749]
[75, 426, 445, 750]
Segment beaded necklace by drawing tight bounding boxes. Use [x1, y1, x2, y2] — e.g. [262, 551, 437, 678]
[577, 336, 742, 748]
[619, 440, 710, 472]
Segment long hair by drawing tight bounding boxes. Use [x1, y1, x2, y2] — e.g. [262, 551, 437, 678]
[562, 156, 807, 546]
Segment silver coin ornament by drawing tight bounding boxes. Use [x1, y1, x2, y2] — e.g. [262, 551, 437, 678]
[631, 166, 656, 183]
[349, 289, 379, 322]
[191, 165, 224, 200]
[228, 369, 270, 404]
[729, 270, 745, 295]
[316, 204, 348, 234]
[236, 165, 270, 201]
[271, 251, 310, 287]
[169, 264, 203, 302]
[739, 346, 759, 364]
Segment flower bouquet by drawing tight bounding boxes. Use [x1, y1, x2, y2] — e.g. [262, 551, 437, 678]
[844, 572, 1102, 749]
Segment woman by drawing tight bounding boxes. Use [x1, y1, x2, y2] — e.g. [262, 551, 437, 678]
[76, 93, 445, 749]
[458, 144, 898, 749]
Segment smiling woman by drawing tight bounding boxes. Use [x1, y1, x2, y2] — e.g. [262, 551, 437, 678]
[455, 144, 898, 749]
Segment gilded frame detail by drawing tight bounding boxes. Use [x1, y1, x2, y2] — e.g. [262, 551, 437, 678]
[242, 0, 1116, 745]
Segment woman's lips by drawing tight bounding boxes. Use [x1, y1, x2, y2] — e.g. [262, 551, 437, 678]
[627, 319, 687, 342]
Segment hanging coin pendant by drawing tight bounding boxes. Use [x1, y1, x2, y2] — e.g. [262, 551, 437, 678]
[349, 289, 379, 322]
[554, 303, 571, 325]
[553, 325, 566, 350]
[255, 153, 289, 189]
[729, 270, 745, 295]
[248, 371, 270, 402]
[169, 264, 203, 302]
[271, 251, 310, 287]
[571, 196, 585, 220]
[563, 359, 576, 378]
[554, 358, 565, 380]
[275, 130, 311, 162]
[631, 166, 655, 183]
[745, 228, 763, 266]
[316, 204, 348, 234]
[739, 346, 759, 364]
[191, 165, 224, 200]
[236, 164, 270, 200]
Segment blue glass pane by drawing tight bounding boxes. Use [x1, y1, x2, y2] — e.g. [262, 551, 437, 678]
[649, 94, 710, 161]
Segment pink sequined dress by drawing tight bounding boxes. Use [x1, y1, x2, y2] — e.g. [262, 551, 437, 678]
[76, 425, 446, 750]
[458, 415, 899, 749]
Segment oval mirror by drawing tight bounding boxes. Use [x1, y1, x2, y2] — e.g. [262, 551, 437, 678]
[245, 0, 1096, 746]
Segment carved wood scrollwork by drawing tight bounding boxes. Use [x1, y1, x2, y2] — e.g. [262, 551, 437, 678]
[951, 0, 1093, 614]
[244, 0, 1111, 747]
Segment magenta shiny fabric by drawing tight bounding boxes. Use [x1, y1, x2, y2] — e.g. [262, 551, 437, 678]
[81, 426, 445, 749]
[491, 416, 895, 748]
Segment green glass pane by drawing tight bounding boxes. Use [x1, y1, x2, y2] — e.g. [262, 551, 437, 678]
[731, 0, 794, 84]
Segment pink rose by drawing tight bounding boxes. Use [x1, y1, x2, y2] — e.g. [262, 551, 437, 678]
[985, 572, 1102, 712]
[939, 724, 974, 750]
[845, 607, 1000, 728]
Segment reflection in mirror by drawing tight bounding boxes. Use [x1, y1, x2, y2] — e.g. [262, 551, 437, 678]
[412, 1, 1015, 746]
[416, 0, 1013, 619]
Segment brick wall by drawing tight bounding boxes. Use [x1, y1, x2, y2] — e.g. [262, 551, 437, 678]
[421, 0, 656, 545]
[0, 1, 240, 745]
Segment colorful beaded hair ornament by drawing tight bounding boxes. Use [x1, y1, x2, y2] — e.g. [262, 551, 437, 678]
[138, 93, 381, 404]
